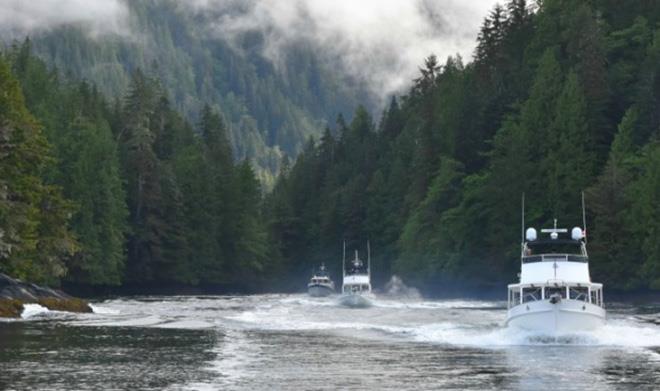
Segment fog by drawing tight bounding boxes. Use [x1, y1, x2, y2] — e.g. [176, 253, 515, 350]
[0, 0, 499, 98]
[189, 0, 500, 98]
[0, 0, 129, 38]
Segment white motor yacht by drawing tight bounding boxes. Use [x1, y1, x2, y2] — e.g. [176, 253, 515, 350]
[307, 263, 335, 297]
[505, 194, 606, 333]
[338, 242, 373, 308]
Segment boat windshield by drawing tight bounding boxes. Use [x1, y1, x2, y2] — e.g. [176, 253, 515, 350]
[526, 240, 582, 255]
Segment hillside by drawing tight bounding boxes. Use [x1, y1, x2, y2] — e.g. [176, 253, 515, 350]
[2, 0, 372, 186]
[265, 0, 660, 292]
[0, 0, 659, 294]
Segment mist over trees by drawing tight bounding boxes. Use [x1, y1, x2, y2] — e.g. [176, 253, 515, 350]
[266, 0, 660, 292]
[9, 0, 371, 188]
[0, 0, 659, 293]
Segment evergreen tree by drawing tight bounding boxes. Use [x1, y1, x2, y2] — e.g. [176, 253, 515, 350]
[0, 57, 76, 285]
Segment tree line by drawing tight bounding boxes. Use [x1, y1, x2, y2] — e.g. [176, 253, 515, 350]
[0, 41, 273, 289]
[265, 0, 660, 293]
[1, 0, 659, 293]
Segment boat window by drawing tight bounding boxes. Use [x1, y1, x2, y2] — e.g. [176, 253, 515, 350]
[590, 288, 602, 307]
[566, 255, 588, 263]
[544, 287, 566, 299]
[362, 285, 369, 291]
[569, 286, 588, 301]
[511, 289, 521, 305]
[527, 241, 582, 255]
[522, 287, 542, 303]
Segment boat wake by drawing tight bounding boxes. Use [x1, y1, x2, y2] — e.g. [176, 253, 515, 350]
[410, 319, 660, 347]
[25, 294, 660, 350]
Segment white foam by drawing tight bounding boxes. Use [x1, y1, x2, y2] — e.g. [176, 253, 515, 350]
[21, 303, 50, 318]
[411, 319, 660, 347]
[371, 299, 500, 310]
[89, 304, 120, 315]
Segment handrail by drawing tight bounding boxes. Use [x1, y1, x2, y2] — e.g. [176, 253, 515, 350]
[522, 254, 588, 264]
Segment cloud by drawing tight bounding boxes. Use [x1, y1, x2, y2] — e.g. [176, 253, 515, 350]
[0, 0, 500, 100]
[190, 0, 500, 100]
[0, 0, 129, 38]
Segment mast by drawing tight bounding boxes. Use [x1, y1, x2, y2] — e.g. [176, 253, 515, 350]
[342, 240, 346, 279]
[521, 193, 525, 256]
[367, 240, 371, 277]
[582, 191, 588, 244]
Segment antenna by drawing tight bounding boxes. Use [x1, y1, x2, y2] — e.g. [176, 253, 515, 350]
[342, 240, 346, 278]
[367, 240, 371, 276]
[582, 191, 588, 244]
[521, 193, 525, 244]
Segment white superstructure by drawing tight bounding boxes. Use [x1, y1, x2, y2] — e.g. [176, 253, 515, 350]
[338, 242, 373, 308]
[505, 194, 606, 333]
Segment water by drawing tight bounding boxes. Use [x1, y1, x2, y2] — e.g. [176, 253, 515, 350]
[1, 295, 659, 390]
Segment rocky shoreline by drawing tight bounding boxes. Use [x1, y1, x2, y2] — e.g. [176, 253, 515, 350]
[0, 273, 92, 318]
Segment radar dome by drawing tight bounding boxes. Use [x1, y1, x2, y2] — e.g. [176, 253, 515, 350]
[571, 227, 584, 240]
[525, 228, 537, 241]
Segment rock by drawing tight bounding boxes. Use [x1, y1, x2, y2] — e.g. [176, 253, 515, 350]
[0, 299, 24, 318]
[0, 273, 92, 318]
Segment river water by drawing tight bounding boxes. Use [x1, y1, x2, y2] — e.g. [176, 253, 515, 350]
[1, 294, 659, 390]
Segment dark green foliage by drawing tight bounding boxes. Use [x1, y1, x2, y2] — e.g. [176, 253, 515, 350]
[0, 56, 76, 285]
[266, 0, 660, 292]
[13, 0, 369, 187]
[3, 0, 660, 293]
[1, 43, 273, 289]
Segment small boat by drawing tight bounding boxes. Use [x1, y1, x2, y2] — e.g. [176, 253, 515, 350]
[307, 263, 335, 297]
[505, 193, 606, 333]
[338, 242, 373, 308]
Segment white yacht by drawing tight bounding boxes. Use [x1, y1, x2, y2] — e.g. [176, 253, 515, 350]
[307, 263, 335, 297]
[506, 194, 606, 333]
[338, 242, 373, 308]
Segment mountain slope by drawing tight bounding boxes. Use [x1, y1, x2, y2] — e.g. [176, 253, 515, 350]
[6, 0, 372, 185]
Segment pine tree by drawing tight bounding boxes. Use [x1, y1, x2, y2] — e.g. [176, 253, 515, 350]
[0, 57, 76, 285]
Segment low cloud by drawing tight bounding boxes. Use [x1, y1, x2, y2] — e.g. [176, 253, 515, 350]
[0, 0, 499, 100]
[190, 0, 499, 99]
[0, 0, 129, 38]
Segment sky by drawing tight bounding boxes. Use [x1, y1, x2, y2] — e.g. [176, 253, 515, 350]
[0, 0, 500, 98]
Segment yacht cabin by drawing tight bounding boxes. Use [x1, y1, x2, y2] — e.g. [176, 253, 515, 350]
[507, 226, 604, 309]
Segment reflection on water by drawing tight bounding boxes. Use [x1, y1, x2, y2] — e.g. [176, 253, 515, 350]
[1, 295, 659, 390]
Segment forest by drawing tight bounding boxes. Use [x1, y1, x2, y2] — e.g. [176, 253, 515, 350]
[0, 0, 659, 294]
[19, 0, 371, 188]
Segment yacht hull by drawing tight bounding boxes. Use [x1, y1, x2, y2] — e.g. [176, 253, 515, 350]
[338, 294, 372, 308]
[506, 299, 605, 333]
[308, 284, 334, 297]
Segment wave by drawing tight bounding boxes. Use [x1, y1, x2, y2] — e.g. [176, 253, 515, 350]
[21, 303, 51, 318]
[410, 319, 660, 347]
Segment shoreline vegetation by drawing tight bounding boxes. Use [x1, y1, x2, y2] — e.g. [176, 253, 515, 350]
[1, 0, 659, 297]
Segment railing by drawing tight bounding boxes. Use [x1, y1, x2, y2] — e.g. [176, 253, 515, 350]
[522, 254, 588, 264]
